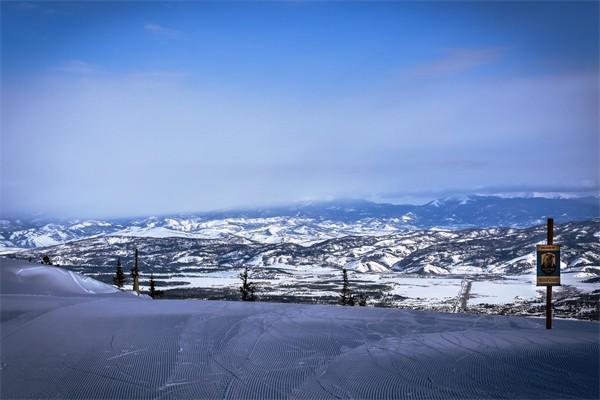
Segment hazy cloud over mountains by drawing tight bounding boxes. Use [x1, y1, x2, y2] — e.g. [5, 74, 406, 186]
[1, 2, 597, 217]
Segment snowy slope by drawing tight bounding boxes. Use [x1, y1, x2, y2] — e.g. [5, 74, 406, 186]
[1, 259, 598, 399]
[1, 262, 119, 296]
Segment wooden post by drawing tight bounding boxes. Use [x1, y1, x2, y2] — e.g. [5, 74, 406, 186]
[546, 218, 553, 330]
[132, 248, 140, 294]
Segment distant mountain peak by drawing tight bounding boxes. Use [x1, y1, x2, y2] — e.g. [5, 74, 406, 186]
[0, 196, 597, 250]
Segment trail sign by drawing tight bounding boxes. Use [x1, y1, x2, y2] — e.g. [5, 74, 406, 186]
[536, 244, 561, 286]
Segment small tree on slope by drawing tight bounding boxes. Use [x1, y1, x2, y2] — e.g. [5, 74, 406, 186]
[112, 258, 126, 288]
[239, 266, 256, 301]
[148, 273, 159, 299]
[340, 268, 354, 306]
[357, 293, 367, 306]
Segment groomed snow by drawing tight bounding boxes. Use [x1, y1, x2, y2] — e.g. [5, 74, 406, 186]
[1, 260, 119, 296]
[1, 259, 598, 399]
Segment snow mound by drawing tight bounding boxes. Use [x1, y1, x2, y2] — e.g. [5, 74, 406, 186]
[0, 258, 118, 296]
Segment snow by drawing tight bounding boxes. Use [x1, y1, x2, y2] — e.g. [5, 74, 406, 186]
[561, 271, 599, 292]
[0, 247, 25, 255]
[163, 272, 240, 289]
[1, 259, 119, 296]
[117, 226, 199, 239]
[421, 264, 450, 274]
[29, 234, 62, 247]
[347, 260, 389, 273]
[400, 213, 414, 221]
[390, 276, 464, 300]
[377, 252, 402, 267]
[469, 272, 599, 305]
[104, 236, 132, 245]
[489, 253, 536, 274]
[174, 255, 205, 264]
[449, 265, 484, 274]
[1, 259, 597, 399]
[427, 199, 442, 207]
[470, 277, 539, 305]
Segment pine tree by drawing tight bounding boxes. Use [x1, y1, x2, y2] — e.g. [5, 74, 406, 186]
[375, 290, 392, 308]
[42, 255, 53, 265]
[149, 273, 157, 298]
[347, 294, 356, 306]
[357, 293, 367, 306]
[249, 284, 256, 301]
[112, 258, 126, 288]
[340, 268, 352, 305]
[239, 266, 256, 301]
[131, 249, 140, 294]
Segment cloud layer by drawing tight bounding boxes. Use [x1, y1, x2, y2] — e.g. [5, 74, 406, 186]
[1, 2, 598, 217]
[2, 63, 597, 217]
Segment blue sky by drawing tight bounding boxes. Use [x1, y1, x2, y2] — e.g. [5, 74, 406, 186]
[1, 1, 598, 217]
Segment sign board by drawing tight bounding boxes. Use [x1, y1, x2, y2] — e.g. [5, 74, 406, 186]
[536, 244, 561, 286]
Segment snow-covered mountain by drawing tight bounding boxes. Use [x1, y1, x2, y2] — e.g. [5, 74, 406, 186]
[0, 219, 122, 249]
[4, 219, 598, 319]
[1, 195, 598, 250]
[7, 220, 599, 277]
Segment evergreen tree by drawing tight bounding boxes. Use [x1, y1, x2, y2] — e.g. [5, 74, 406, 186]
[149, 273, 158, 299]
[340, 268, 353, 305]
[357, 293, 367, 306]
[347, 294, 356, 306]
[42, 255, 52, 265]
[112, 258, 126, 288]
[239, 266, 256, 301]
[375, 290, 392, 308]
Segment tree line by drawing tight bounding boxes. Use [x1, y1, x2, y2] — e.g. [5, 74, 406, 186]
[110, 250, 161, 299]
[110, 251, 370, 304]
[36, 252, 374, 305]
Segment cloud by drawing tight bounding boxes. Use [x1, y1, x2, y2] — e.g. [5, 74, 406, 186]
[409, 48, 504, 77]
[144, 23, 181, 38]
[2, 66, 596, 217]
[439, 160, 490, 169]
[56, 60, 100, 75]
[12, 2, 52, 13]
[12, 2, 37, 11]
[126, 70, 189, 80]
[377, 183, 599, 204]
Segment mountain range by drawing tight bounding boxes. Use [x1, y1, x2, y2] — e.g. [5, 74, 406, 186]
[5, 219, 599, 278]
[1, 195, 598, 249]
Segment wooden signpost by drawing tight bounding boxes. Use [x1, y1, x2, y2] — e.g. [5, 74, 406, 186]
[536, 218, 560, 329]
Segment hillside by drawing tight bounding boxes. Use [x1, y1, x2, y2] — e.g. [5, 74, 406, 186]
[1, 259, 598, 399]
[2, 196, 598, 249]
[4, 220, 598, 319]
[7, 220, 599, 275]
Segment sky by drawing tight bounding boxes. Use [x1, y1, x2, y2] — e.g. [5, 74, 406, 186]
[1, 1, 598, 218]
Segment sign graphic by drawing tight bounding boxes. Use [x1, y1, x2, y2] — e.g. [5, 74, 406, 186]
[536, 244, 561, 286]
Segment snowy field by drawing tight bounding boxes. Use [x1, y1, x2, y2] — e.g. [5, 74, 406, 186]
[1, 259, 598, 399]
[83, 263, 598, 317]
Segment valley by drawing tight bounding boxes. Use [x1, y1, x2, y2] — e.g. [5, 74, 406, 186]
[2, 212, 598, 320]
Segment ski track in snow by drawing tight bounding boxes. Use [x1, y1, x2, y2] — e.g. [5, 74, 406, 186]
[1, 259, 599, 399]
